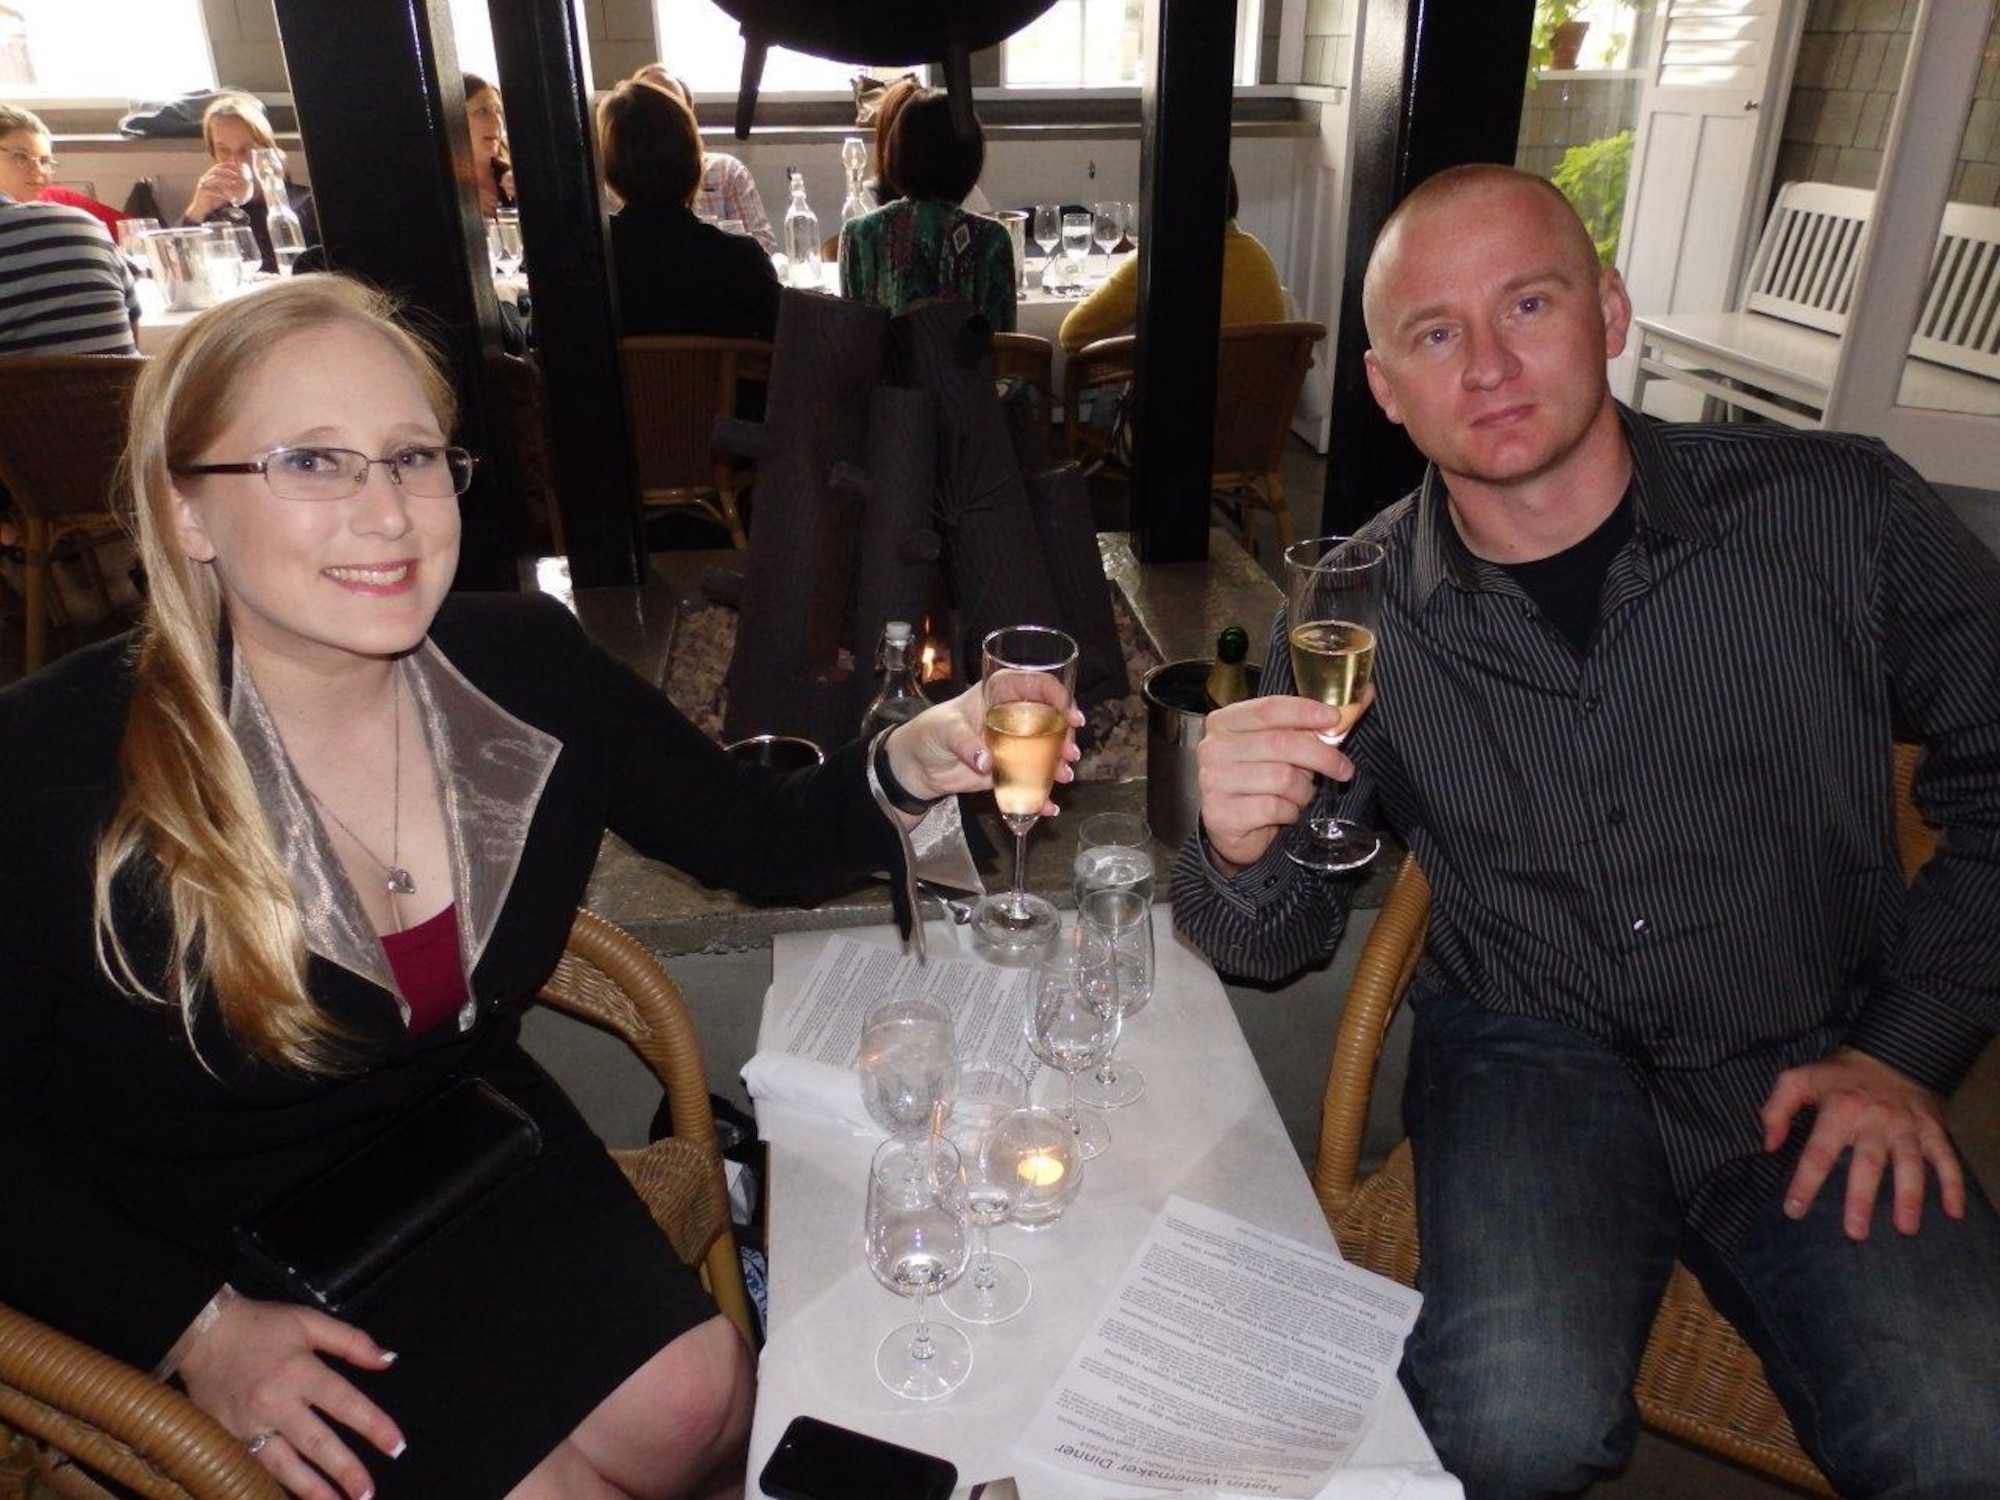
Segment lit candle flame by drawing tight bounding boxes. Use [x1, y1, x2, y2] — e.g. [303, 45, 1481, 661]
[920, 642, 938, 681]
[1019, 1151, 1066, 1187]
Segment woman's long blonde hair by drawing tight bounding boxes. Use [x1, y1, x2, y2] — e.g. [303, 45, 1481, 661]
[94, 275, 457, 1073]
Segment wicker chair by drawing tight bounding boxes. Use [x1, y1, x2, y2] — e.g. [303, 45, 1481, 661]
[1312, 744, 1942, 1497]
[0, 355, 145, 674]
[991, 331, 1055, 457]
[1060, 321, 1324, 557]
[618, 336, 772, 549]
[0, 909, 753, 1500]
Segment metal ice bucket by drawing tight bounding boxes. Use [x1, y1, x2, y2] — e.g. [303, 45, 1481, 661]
[140, 227, 222, 312]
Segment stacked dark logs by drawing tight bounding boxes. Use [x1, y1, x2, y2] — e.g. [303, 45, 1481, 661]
[715, 289, 1127, 753]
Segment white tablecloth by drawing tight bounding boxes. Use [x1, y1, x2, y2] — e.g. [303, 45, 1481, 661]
[746, 910, 1461, 1500]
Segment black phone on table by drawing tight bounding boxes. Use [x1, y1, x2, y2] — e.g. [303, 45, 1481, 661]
[759, 1415, 958, 1500]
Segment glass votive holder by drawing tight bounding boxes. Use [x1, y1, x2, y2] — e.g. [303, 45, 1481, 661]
[986, 1105, 1082, 1230]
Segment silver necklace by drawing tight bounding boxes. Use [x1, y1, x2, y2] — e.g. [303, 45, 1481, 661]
[307, 671, 416, 898]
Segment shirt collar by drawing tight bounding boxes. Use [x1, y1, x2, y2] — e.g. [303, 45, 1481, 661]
[1410, 400, 1710, 604]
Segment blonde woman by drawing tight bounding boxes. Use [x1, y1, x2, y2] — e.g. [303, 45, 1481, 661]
[0, 275, 1060, 1499]
[181, 91, 320, 272]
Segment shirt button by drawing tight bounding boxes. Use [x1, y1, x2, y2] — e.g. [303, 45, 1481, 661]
[1653, 1024, 1675, 1043]
[1607, 806, 1626, 826]
[1631, 917, 1650, 934]
[1582, 692, 1602, 712]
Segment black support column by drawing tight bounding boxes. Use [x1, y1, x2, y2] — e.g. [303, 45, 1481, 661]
[490, 0, 644, 587]
[270, 0, 519, 591]
[1129, 0, 1239, 563]
[1319, 0, 1536, 534]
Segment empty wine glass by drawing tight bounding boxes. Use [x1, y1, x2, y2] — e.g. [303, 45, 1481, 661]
[1284, 536, 1388, 873]
[493, 206, 524, 277]
[986, 1105, 1083, 1229]
[970, 625, 1077, 963]
[1091, 200, 1122, 276]
[1124, 201, 1140, 250]
[858, 991, 957, 1138]
[1026, 925, 1118, 1159]
[1033, 202, 1061, 262]
[940, 1061, 1031, 1324]
[1073, 887, 1152, 1109]
[865, 1136, 971, 1400]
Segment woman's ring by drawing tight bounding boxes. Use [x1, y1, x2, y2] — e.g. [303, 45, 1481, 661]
[245, 1431, 274, 1457]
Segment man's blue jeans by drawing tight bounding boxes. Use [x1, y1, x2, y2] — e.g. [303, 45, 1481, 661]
[1398, 987, 2000, 1500]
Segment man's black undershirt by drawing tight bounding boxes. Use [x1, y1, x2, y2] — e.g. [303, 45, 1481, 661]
[1495, 487, 1635, 654]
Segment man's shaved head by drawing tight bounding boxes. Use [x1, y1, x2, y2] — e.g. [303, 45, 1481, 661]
[1363, 165, 1599, 345]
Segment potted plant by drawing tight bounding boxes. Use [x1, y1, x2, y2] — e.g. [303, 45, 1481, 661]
[1530, 0, 1591, 77]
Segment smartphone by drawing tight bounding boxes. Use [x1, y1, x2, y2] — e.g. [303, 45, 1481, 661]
[759, 1415, 958, 1500]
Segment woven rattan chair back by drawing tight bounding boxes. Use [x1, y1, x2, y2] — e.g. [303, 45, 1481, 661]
[1311, 743, 1940, 1496]
[0, 355, 144, 673]
[618, 336, 771, 549]
[991, 331, 1055, 456]
[0, 910, 752, 1500]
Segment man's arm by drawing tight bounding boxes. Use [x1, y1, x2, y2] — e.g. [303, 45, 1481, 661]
[1762, 447, 2000, 1239]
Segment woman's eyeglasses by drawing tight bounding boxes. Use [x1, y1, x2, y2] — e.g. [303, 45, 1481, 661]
[4, 148, 59, 174]
[175, 444, 477, 501]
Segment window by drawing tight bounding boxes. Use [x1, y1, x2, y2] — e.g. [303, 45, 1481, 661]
[448, 0, 498, 81]
[0, 0, 214, 98]
[1003, 0, 1262, 89]
[649, 1, 918, 94]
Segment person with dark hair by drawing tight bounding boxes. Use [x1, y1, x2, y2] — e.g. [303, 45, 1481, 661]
[463, 74, 514, 218]
[838, 88, 1014, 331]
[1058, 168, 1282, 353]
[597, 79, 778, 340]
[629, 65, 776, 254]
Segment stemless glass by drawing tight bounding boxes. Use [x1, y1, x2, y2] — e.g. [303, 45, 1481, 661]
[986, 1105, 1082, 1229]
[940, 1061, 1032, 1324]
[1091, 200, 1123, 275]
[1073, 886, 1152, 1109]
[1025, 926, 1118, 1159]
[971, 625, 1077, 962]
[1059, 212, 1092, 295]
[1284, 536, 1388, 873]
[229, 224, 261, 277]
[865, 1136, 971, 1400]
[858, 991, 957, 1137]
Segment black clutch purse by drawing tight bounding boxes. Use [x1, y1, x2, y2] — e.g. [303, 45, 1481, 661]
[234, 1078, 541, 1317]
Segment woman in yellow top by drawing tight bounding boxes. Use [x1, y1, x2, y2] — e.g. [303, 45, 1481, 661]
[1057, 170, 1284, 353]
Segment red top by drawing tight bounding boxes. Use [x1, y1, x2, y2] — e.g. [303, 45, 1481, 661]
[381, 904, 468, 1037]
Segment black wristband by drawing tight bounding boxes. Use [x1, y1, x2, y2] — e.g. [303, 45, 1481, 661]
[873, 732, 942, 816]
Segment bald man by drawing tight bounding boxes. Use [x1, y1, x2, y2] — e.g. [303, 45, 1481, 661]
[1173, 166, 2000, 1498]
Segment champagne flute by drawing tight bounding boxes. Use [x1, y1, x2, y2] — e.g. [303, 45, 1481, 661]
[1025, 925, 1117, 1159]
[865, 1136, 971, 1400]
[1072, 886, 1151, 1109]
[1284, 536, 1387, 873]
[858, 992, 957, 1138]
[1091, 200, 1122, 276]
[940, 1061, 1031, 1324]
[970, 625, 1077, 961]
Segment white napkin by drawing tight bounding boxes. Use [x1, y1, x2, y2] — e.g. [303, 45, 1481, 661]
[741, 1050, 880, 1134]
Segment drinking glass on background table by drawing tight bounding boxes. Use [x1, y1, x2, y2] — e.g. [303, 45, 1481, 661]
[228, 225, 260, 278]
[1026, 925, 1118, 1159]
[1073, 887, 1151, 1110]
[115, 217, 161, 274]
[1283, 536, 1387, 873]
[971, 625, 1077, 961]
[1125, 201, 1140, 250]
[986, 1105, 1083, 1229]
[858, 991, 957, 1138]
[1091, 200, 1122, 276]
[492, 206, 524, 277]
[865, 1136, 971, 1400]
[1032, 202, 1061, 266]
[1059, 211, 1092, 295]
[200, 233, 240, 296]
[940, 1061, 1032, 1324]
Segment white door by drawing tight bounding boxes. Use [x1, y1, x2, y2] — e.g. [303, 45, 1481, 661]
[1611, 0, 1802, 412]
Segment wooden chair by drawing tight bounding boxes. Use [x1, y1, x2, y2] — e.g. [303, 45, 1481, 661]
[1313, 744, 1942, 1498]
[0, 356, 145, 674]
[1061, 321, 1324, 556]
[0, 909, 753, 1500]
[990, 331, 1055, 458]
[618, 336, 772, 549]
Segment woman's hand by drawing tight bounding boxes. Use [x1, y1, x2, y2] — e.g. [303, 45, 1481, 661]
[883, 681, 1084, 819]
[178, 1293, 403, 1500]
[185, 162, 249, 223]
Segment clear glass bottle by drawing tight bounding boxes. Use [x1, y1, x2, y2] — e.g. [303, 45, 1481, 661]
[861, 621, 931, 738]
[251, 147, 307, 274]
[839, 134, 869, 227]
[783, 167, 822, 289]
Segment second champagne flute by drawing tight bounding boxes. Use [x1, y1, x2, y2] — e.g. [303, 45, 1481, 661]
[1284, 536, 1387, 873]
[971, 625, 1077, 961]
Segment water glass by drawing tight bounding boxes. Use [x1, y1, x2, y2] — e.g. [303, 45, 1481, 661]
[229, 224, 261, 276]
[986, 1105, 1083, 1230]
[1072, 811, 1154, 907]
[995, 209, 1029, 293]
[858, 991, 957, 1137]
[865, 1136, 971, 1400]
[1058, 212, 1092, 296]
[1073, 887, 1152, 1110]
[1125, 201, 1140, 249]
[200, 235, 240, 296]
[1025, 925, 1118, 1159]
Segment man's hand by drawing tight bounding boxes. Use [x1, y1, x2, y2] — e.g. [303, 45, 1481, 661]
[178, 1294, 403, 1500]
[1760, 1048, 1965, 1241]
[1195, 694, 1359, 874]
